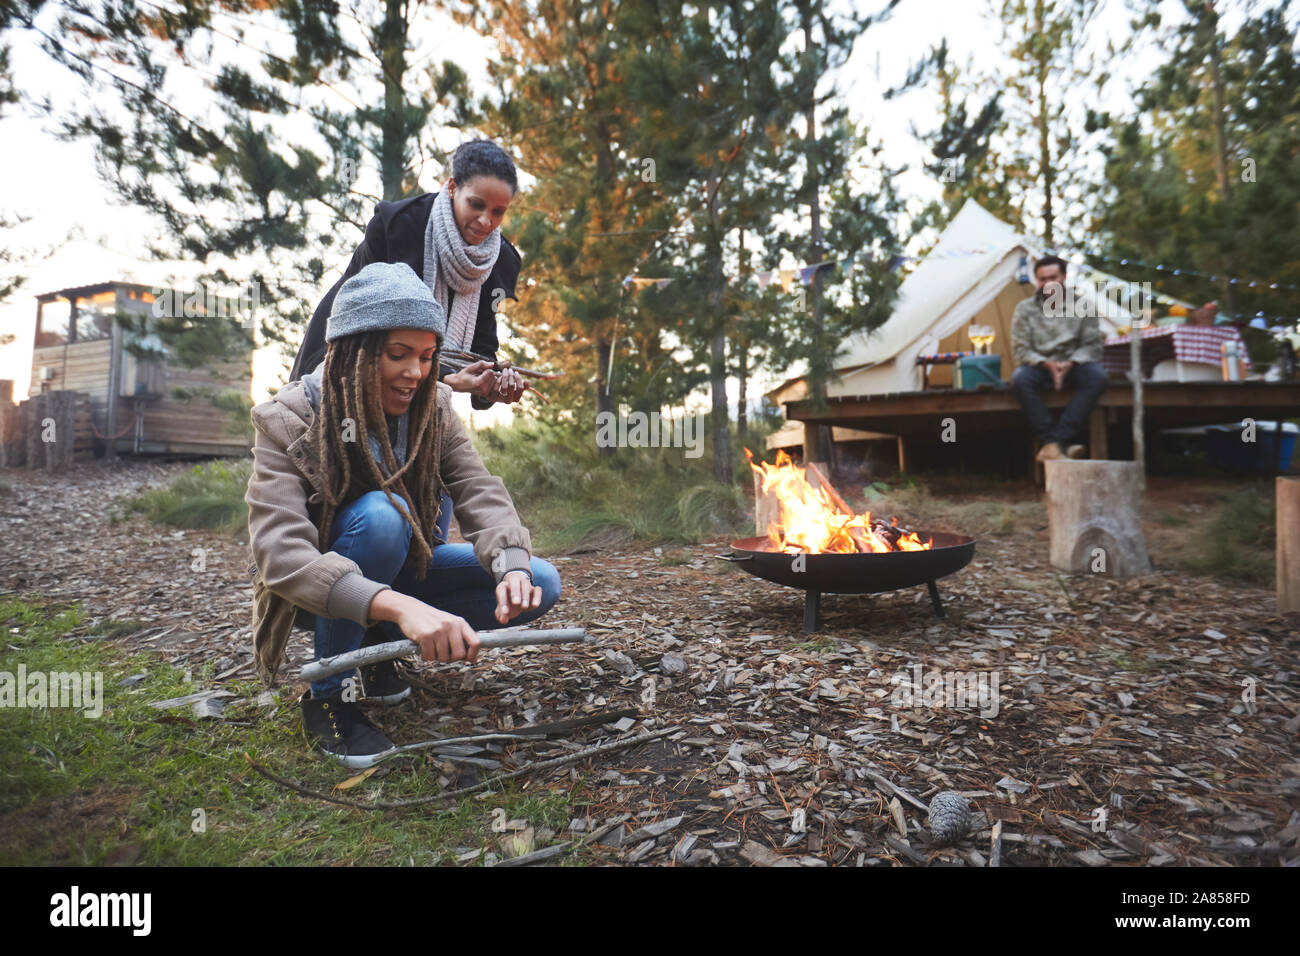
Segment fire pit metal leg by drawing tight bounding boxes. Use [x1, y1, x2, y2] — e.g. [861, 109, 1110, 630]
[926, 579, 945, 618]
[804, 589, 821, 633]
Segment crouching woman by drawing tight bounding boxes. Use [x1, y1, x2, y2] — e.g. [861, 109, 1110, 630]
[245, 261, 560, 768]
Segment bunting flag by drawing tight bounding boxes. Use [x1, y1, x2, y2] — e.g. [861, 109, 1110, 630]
[1068, 259, 1299, 327]
[1076, 250, 1300, 294]
[617, 246, 1298, 325]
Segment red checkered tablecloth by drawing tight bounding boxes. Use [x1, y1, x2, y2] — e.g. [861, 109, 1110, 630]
[1102, 325, 1251, 377]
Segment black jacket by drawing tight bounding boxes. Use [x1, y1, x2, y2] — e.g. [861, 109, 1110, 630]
[290, 192, 522, 410]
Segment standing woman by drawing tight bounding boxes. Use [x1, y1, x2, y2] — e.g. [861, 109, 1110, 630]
[249, 262, 561, 768]
[291, 139, 529, 541]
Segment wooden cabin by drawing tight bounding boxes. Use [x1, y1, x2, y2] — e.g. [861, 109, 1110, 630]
[23, 280, 253, 458]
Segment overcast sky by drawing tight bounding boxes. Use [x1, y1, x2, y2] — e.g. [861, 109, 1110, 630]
[0, 0, 1210, 412]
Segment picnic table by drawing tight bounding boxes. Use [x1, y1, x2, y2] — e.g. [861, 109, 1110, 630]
[1103, 324, 1251, 379]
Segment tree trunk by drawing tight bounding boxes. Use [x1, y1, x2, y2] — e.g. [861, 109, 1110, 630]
[1037, 62, 1054, 247]
[736, 227, 748, 443]
[736, 344, 748, 442]
[801, 4, 833, 466]
[1205, 10, 1238, 315]
[711, 325, 730, 482]
[596, 337, 614, 457]
[1278, 476, 1300, 613]
[706, 164, 730, 484]
[379, 0, 409, 200]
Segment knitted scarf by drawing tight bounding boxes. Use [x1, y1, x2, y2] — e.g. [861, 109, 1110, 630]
[423, 186, 501, 352]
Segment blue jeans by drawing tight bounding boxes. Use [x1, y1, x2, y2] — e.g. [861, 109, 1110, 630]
[1009, 361, 1107, 447]
[311, 489, 561, 698]
[436, 489, 452, 543]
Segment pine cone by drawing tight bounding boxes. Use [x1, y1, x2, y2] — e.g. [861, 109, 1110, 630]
[927, 790, 973, 845]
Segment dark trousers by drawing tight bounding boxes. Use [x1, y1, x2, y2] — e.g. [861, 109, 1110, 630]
[309, 490, 561, 698]
[1009, 361, 1107, 446]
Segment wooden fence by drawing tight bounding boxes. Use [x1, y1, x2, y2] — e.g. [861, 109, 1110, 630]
[0, 380, 93, 469]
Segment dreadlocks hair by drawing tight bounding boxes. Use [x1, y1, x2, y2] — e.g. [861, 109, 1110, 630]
[314, 329, 443, 581]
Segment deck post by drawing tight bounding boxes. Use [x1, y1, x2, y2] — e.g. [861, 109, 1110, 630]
[1088, 407, 1108, 459]
[1279, 477, 1300, 613]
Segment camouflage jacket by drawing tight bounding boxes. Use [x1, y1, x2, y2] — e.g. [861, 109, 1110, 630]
[1010, 292, 1104, 366]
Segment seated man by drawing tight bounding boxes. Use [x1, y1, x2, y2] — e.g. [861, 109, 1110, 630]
[1009, 254, 1107, 462]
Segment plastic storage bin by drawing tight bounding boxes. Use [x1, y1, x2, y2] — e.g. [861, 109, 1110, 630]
[1205, 420, 1297, 473]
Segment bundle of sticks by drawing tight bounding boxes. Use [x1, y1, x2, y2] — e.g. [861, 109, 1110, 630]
[847, 517, 914, 553]
[805, 461, 920, 553]
[438, 348, 562, 404]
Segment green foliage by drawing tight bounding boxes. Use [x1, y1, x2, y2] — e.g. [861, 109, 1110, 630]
[1167, 483, 1276, 586]
[1092, 3, 1300, 321]
[127, 459, 251, 533]
[890, 38, 1016, 228]
[472, 417, 771, 551]
[0, 597, 592, 865]
[993, 0, 1103, 247]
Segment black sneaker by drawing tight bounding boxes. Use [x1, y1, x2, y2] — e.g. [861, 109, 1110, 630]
[359, 659, 412, 705]
[300, 690, 394, 769]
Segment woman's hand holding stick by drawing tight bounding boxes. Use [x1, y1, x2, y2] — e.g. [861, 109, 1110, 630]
[440, 354, 554, 404]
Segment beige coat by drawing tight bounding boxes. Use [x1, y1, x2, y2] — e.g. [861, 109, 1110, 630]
[245, 377, 532, 684]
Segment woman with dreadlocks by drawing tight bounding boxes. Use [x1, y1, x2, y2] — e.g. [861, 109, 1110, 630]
[290, 139, 529, 546]
[246, 261, 560, 768]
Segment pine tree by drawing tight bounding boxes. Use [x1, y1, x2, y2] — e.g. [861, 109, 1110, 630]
[620, 0, 798, 482]
[1093, 0, 1300, 322]
[17, 0, 479, 374]
[450, 0, 671, 441]
[890, 39, 1014, 227]
[770, 0, 902, 465]
[996, 0, 1102, 247]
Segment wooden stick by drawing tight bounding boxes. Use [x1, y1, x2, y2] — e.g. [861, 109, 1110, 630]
[860, 767, 931, 815]
[492, 841, 573, 867]
[300, 628, 591, 683]
[438, 356, 553, 402]
[805, 460, 854, 516]
[243, 726, 675, 811]
[441, 350, 562, 380]
[366, 708, 641, 767]
[885, 834, 928, 865]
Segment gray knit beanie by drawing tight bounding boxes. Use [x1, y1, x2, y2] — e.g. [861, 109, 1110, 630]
[326, 261, 447, 344]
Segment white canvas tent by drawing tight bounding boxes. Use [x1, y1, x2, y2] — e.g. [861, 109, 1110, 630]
[769, 200, 1138, 431]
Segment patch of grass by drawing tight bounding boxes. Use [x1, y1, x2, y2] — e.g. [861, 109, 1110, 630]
[126, 459, 251, 533]
[1112, 653, 1155, 672]
[656, 550, 692, 567]
[93, 617, 149, 640]
[473, 419, 757, 552]
[795, 636, 834, 654]
[862, 484, 1046, 538]
[0, 596, 591, 866]
[1163, 483, 1275, 585]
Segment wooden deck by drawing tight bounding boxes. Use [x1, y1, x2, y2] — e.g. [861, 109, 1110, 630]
[784, 381, 1300, 473]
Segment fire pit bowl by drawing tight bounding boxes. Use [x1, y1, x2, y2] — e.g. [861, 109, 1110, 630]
[717, 531, 976, 632]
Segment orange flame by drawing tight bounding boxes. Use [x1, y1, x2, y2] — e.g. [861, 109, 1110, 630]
[745, 448, 932, 554]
